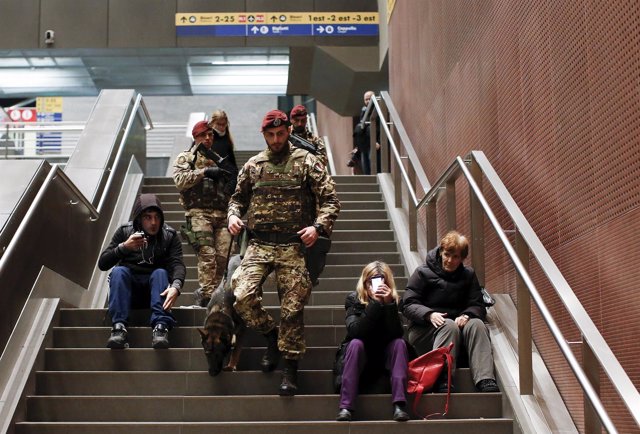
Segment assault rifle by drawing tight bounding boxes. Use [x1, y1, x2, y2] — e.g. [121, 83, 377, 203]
[289, 133, 318, 155]
[196, 144, 239, 195]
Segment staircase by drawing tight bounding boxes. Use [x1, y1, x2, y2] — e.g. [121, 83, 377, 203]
[15, 174, 513, 434]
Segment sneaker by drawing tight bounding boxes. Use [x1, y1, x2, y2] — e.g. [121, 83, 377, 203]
[476, 378, 499, 392]
[152, 323, 170, 349]
[336, 408, 352, 421]
[106, 323, 128, 349]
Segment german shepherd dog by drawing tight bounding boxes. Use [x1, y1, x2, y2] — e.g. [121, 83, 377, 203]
[198, 254, 246, 376]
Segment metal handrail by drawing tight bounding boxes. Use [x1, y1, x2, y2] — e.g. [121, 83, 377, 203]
[369, 90, 639, 433]
[308, 112, 336, 176]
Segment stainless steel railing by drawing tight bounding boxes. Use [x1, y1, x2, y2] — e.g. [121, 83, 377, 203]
[368, 91, 640, 433]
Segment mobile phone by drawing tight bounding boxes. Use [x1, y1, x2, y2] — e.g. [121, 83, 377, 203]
[371, 277, 383, 292]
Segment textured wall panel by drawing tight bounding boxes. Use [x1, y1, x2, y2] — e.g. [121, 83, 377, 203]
[389, 1, 640, 432]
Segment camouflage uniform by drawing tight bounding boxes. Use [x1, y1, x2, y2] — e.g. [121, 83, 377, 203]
[296, 128, 328, 169]
[173, 147, 233, 299]
[229, 146, 340, 360]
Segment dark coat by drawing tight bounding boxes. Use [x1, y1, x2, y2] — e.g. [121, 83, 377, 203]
[98, 194, 186, 289]
[343, 291, 404, 353]
[400, 246, 486, 326]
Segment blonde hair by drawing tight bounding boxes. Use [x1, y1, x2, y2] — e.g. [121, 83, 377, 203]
[355, 261, 398, 304]
[209, 109, 235, 150]
[440, 230, 469, 259]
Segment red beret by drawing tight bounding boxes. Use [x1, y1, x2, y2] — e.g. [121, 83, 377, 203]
[261, 110, 289, 131]
[290, 105, 307, 118]
[191, 120, 210, 138]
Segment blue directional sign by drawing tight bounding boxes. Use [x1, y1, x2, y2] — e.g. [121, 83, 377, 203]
[248, 24, 312, 36]
[312, 24, 378, 36]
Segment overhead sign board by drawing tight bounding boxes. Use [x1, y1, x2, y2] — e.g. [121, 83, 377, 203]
[176, 12, 379, 37]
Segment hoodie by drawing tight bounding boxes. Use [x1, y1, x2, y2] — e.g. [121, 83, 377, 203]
[400, 246, 486, 326]
[98, 194, 186, 291]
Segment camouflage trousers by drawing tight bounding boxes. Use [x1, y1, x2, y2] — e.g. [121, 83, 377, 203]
[187, 209, 232, 298]
[232, 240, 312, 360]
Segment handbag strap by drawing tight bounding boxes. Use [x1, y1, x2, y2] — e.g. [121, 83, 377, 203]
[424, 350, 454, 419]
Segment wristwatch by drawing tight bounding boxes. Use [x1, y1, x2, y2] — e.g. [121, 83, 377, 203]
[313, 223, 324, 234]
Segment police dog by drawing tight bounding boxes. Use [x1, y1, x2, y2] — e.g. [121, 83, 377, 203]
[198, 254, 246, 376]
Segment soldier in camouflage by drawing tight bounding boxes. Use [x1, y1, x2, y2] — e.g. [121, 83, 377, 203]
[173, 120, 238, 307]
[289, 105, 329, 169]
[228, 109, 340, 396]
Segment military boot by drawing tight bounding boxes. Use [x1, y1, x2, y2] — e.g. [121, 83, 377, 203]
[260, 328, 280, 372]
[278, 358, 298, 396]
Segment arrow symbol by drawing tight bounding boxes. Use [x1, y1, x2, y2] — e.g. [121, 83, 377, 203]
[316, 26, 325, 33]
[270, 15, 277, 22]
[251, 26, 259, 34]
[180, 17, 187, 23]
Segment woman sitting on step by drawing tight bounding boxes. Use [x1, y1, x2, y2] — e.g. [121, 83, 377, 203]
[400, 230, 499, 393]
[335, 261, 410, 422]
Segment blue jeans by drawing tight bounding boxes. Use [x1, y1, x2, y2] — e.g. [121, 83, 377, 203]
[108, 266, 176, 328]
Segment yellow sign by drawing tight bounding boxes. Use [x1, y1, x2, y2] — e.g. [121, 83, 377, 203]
[176, 12, 379, 26]
[387, 0, 396, 22]
[36, 97, 63, 113]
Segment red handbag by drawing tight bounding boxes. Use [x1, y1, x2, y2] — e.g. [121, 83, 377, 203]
[407, 342, 454, 419]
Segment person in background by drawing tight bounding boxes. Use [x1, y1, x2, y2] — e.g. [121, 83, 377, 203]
[352, 90, 381, 175]
[99, 193, 185, 349]
[209, 109, 238, 169]
[228, 109, 340, 396]
[400, 231, 499, 393]
[336, 261, 410, 422]
[173, 120, 238, 307]
[289, 104, 328, 168]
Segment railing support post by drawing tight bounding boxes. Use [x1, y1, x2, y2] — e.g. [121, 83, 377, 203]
[393, 158, 402, 208]
[583, 341, 602, 434]
[515, 231, 533, 395]
[409, 165, 417, 250]
[446, 179, 456, 231]
[426, 201, 437, 250]
[370, 106, 378, 175]
[468, 158, 485, 285]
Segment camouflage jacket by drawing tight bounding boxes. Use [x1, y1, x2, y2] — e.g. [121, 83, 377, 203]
[172, 146, 232, 212]
[228, 145, 340, 235]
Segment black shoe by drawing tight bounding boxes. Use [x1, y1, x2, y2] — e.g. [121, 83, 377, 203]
[392, 403, 410, 422]
[436, 380, 455, 393]
[260, 328, 281, 372]
[336, 408, 352, 421]
[152, 323, 170, 349]
[278, 359, 298, 396]
[476, 378, 499, 392]
[106, 323, 128, 349]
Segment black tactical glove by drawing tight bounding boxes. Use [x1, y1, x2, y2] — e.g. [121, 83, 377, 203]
[204, 166, 221, 180]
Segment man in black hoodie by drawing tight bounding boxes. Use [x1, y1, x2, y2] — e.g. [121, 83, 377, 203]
[99, 193, 186, 349]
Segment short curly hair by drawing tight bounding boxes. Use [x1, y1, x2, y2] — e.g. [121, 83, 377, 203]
[440, 230, 469, 259]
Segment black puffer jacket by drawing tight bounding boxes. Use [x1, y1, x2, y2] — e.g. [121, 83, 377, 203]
[400, 246, 485, 326]
[98, 194, 186, 290]
[343, 291, 404, 352]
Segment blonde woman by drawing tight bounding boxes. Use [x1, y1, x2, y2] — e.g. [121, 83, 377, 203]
[208, 109, 238, 171]
[336, 261, 410, 422]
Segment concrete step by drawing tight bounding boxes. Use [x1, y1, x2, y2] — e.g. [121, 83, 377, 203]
[16, 419, 514, 434]
[35, 370, 492, 398]
[142, 185, 382, 197]
[26, 393, 502, 422]
[52, 325, 347, 349]
[59, 306, 347, 327]
[177, 276, 408, 293]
